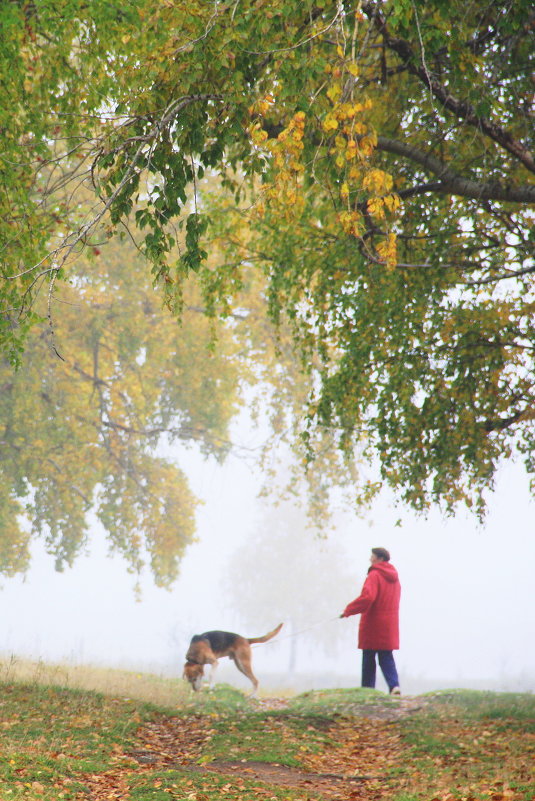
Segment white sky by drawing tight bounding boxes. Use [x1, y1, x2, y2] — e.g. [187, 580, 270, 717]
[1, 425, 534, 696]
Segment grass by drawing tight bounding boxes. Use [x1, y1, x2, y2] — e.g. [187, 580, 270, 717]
[396, 690, 535, 800]
[0, 658, 533, 801]
[420, 689, 535, 724]
[288, 685, 402, 714]
[205, 708, 334, 767]
[0, 683, 155, 799]
[0, 654, 191, 708]
[126, 771, 313, 801]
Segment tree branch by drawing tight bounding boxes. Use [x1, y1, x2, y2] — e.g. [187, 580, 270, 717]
[261, 120, 535, 204]
[484, 408, 535, 433]
[363, 2, 535, 173]
[464, 264, 535, 287]
[376, 136, 535, 203]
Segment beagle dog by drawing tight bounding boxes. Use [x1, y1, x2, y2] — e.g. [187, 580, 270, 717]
[183, 623, 283, 695]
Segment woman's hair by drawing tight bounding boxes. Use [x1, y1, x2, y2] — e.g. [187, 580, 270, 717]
[372, 547, 390, 562]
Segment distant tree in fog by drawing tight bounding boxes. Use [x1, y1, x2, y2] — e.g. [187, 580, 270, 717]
[225, 498, 359, 673]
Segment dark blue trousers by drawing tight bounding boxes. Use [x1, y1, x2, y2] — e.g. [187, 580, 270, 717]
[361, 649, 399, 691]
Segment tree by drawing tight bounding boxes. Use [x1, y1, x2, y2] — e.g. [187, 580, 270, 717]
[0, 223, 358, 583]
[0, 233, 244, 585]
[1, 0, 534, 515]
[224, 494, 357, 675]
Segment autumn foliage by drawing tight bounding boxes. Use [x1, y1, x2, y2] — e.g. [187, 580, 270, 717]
[0, 681, 532, 801]
[2, 0, 535, 531]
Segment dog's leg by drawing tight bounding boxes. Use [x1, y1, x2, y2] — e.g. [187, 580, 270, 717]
[233, 651, 259, 696]
[207, 658, 218, 689]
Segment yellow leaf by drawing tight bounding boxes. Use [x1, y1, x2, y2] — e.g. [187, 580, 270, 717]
[377, 232, 397, 268]
[383, 193, 402, 213]
[363, 168, 393, 195]
[327, 83, 342, 102]
[367, 197, 385, 219]
[323, 115, 339, 132]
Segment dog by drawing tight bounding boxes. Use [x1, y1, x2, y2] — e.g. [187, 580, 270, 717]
[183, 623, 283, 695]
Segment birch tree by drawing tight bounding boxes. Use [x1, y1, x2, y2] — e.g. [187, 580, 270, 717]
[2, 0, 533, 516]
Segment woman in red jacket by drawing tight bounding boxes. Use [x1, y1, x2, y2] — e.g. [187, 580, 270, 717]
[340, 547, 401, 694]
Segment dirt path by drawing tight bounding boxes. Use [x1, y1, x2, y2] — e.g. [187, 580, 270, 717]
[117, 696, 422, 800]
[188, 760, 386, 799]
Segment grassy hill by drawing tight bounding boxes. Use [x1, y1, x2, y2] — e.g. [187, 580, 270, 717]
[0, 659, 533, 800]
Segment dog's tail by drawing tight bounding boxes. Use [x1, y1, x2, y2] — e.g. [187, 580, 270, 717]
[247, 623, 283, 645]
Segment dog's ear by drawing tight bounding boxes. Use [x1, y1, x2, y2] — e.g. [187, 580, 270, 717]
[183, 662, 204, 680]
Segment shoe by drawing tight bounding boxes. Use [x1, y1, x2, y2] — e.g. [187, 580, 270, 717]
[390, 687, 401, 695]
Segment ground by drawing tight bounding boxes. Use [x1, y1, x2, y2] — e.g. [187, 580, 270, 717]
[117, 696, 424, 800]
[1, 677, 531, 801]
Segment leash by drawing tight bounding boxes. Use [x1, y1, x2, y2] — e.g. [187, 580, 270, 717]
[252, 616, 341, 647]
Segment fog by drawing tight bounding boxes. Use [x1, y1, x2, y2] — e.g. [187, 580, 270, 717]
[1, 429, 534, 696]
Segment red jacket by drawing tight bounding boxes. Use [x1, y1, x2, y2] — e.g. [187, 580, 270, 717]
[341, 562, 401, 650]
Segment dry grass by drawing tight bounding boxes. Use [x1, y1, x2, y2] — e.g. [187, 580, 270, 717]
[0, 654, 191, 708]
[0, 655, 297, 707]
